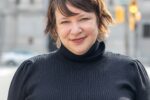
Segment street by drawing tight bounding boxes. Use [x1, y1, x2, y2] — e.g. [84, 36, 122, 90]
[0, 65, 150, 100]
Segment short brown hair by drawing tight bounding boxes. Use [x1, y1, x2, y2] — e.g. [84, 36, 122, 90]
[45, 0, 114, 42]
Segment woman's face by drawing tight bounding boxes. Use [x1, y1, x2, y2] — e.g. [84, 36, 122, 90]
[55, 3, 99, 55]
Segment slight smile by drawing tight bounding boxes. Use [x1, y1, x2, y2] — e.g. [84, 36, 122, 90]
[70, 37, 87, 44]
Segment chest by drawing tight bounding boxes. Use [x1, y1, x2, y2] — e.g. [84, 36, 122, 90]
[25, 68, 135, 100]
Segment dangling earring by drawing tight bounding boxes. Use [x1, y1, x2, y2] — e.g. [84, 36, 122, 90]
[56, 37, 61, 48]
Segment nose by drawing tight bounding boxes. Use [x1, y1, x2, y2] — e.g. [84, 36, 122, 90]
[70, 23, 82, 36]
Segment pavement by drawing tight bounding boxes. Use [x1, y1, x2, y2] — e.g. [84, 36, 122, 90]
[0, 65, 17, 100]
[145, 66, 150, 77]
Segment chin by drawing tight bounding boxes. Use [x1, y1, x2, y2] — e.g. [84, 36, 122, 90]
[73, 49, 88, 55]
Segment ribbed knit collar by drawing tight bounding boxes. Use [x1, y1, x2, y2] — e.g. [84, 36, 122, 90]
[58, 41, 105, 62]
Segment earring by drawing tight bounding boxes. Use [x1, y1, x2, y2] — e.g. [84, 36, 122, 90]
[56, 37, 61, 48]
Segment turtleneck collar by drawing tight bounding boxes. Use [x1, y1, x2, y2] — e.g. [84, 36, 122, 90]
[58, 41, 105, 62]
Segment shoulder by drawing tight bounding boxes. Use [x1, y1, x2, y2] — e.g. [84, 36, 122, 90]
[104, 51, 149, 77]
[27, 51, 57, 64]
[8, 52, 57, 100]
[104, 52, 150, 98]
[24, 50, 58, 65]
[103, 51, 133, 64]
[103, 52, 147, 73]
[15, 51, 57, 74]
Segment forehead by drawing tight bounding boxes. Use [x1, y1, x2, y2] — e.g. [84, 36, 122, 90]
[56, 4, 77, 14]
[55, 3, 92, 18]
[54, 0, 97, 18]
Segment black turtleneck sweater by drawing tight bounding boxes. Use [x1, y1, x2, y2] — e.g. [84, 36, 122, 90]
[8, 41, 150, 100]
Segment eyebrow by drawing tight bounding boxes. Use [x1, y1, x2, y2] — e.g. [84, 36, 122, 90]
[59, 13, 87, 20]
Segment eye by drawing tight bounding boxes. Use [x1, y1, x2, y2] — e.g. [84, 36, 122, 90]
[60, 21, 70, 24]
[80, 18, 90, 21]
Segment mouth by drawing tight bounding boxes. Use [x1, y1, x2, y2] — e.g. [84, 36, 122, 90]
[70, 37, 86, 44]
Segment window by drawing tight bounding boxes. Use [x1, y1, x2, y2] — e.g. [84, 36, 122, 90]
[109, 0, 114, 6]
[143, 24, 150, 38]
[30, 0, 34, 4]
[16, 0, 20, 5]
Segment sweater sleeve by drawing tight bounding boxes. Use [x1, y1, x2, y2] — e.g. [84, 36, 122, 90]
[7, 60, 33, 100]
[132, 60, 150, 100]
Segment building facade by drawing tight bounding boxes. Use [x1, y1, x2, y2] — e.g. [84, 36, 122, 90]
[106, 0, 150, 65]
[0, 0, 48, 54]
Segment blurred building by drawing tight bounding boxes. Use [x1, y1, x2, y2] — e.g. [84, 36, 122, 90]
[0, 0, 49, 54]
[136, 0, 150, 64]
[106, 0, 150, 65]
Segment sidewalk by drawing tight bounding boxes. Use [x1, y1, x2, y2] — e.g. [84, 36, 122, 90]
[145, 66, 150, 77]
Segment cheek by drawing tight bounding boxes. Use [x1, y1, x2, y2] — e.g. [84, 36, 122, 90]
[57, 27, 70, 40]
[84, 25, 99, 37]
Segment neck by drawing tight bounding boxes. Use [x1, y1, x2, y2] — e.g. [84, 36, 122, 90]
[58, 41, 105, 62]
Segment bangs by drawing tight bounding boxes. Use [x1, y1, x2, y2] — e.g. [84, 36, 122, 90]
[56, 0, 98, 17]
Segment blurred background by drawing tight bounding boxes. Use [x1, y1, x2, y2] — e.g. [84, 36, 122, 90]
[0, 0, 150, 100]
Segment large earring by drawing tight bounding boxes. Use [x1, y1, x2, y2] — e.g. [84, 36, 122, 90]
[56, 37, 61, 48]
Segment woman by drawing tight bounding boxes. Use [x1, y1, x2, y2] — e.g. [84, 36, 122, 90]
[8, 0, 150, 100]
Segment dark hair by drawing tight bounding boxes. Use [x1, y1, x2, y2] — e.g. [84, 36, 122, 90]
[45, 0, 114, 42]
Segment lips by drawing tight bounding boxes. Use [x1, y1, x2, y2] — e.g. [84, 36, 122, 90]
[70, 37, 86, 44]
